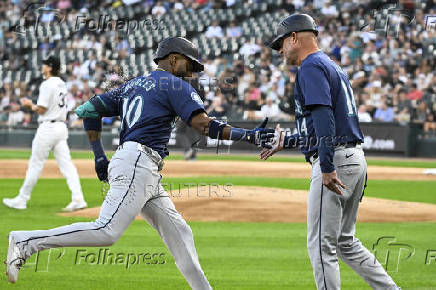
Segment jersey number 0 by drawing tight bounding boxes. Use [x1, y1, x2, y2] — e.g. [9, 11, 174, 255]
[121, 96, 143, 128]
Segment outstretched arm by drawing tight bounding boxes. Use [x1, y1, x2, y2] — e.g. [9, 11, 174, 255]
[260, 125, 301, 160]
[190, 112, 274, 148]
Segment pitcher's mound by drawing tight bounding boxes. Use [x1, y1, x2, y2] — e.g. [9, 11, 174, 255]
[59, 186, 436, 223]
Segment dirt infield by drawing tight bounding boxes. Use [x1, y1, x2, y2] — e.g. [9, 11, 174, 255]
[2, 159, 435, 223]
[1, 159, 435, 180]
[59, 186, 436, 223]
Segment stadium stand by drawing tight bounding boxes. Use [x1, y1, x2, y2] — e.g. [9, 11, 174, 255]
[0, 0, 435, 137]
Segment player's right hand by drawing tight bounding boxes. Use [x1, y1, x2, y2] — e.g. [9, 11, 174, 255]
[322, 171, 346, 195]
[95, 156, 109, 182]
[246, 117, 275, 148]
[260, 124, 284, 160]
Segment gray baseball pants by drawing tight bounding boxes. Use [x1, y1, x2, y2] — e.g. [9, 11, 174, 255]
[10, 141, 212, 290]
[307, 145, 398, 290]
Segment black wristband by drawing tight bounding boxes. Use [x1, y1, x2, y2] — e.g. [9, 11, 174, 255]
[83, 118, 102, 131]
[208, 119, 227, 139]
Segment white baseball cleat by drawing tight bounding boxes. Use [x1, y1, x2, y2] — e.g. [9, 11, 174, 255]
[184, 148, 194, 160]
[61, 200, 87, 212]
[3, 196, 27, 210]
[5, 235, 26, 283]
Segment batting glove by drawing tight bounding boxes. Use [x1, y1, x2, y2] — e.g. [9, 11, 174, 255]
[95, 156, 109, 182]
[231, 118, 275, 149]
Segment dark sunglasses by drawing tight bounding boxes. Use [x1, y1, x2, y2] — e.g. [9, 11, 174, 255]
[278, 32, 295, 48]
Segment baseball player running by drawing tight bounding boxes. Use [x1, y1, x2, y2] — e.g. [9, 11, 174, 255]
[3, 56, 87, 212]
[5, 37, 274, 288]
[262, 14, 400, 289]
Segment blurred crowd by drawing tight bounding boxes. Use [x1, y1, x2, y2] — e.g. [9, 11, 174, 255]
[0, 0, 435, 137]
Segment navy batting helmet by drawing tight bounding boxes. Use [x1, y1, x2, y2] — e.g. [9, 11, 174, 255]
[265, 13, 318, 51]
[153, 37, 204, 72]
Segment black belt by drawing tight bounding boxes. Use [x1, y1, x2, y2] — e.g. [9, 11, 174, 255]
[307, 142, 361, 165]
[40, 120, 61, 123]
[343, 141, 361, 148]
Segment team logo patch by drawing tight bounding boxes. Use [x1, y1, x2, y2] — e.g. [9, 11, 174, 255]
[191, 92, 203, 106]
[295, 99, 303, 115]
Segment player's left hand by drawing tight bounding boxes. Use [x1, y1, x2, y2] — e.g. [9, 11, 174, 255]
[322, 171, 346, 195]
[95, 156, 109, 182]
[246, 118, 275, 148]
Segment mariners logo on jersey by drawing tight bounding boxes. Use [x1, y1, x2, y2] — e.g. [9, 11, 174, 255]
[191, 92, 203, 106]
[293, 51, 364, 158]
[294, 99, 303, 115]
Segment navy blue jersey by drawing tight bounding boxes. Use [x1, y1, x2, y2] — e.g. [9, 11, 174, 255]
[293, 51, 364, 159]
[98, 70, 205, 158]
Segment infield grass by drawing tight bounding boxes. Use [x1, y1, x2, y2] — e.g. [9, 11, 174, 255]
[1, 178, 435, 289]
[1, 149, 436, 168]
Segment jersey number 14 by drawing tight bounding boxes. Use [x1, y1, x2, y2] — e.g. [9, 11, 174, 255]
[341, 80, 357, 116]
[296, 117, 307, 136]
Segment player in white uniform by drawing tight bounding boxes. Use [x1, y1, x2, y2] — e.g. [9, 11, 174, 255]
[2, 56, 87, 212]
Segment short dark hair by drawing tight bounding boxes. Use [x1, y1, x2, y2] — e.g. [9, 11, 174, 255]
[50, 68, 60, 76]
[43, 56, 61, 76]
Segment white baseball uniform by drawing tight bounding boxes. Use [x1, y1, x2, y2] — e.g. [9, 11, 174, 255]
[17, 76, 85, 203]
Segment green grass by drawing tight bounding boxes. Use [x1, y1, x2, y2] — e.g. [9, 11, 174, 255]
[1, 149, 436, 168]
[0, 150, 97, 160]
[1, 178, 435, 289]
